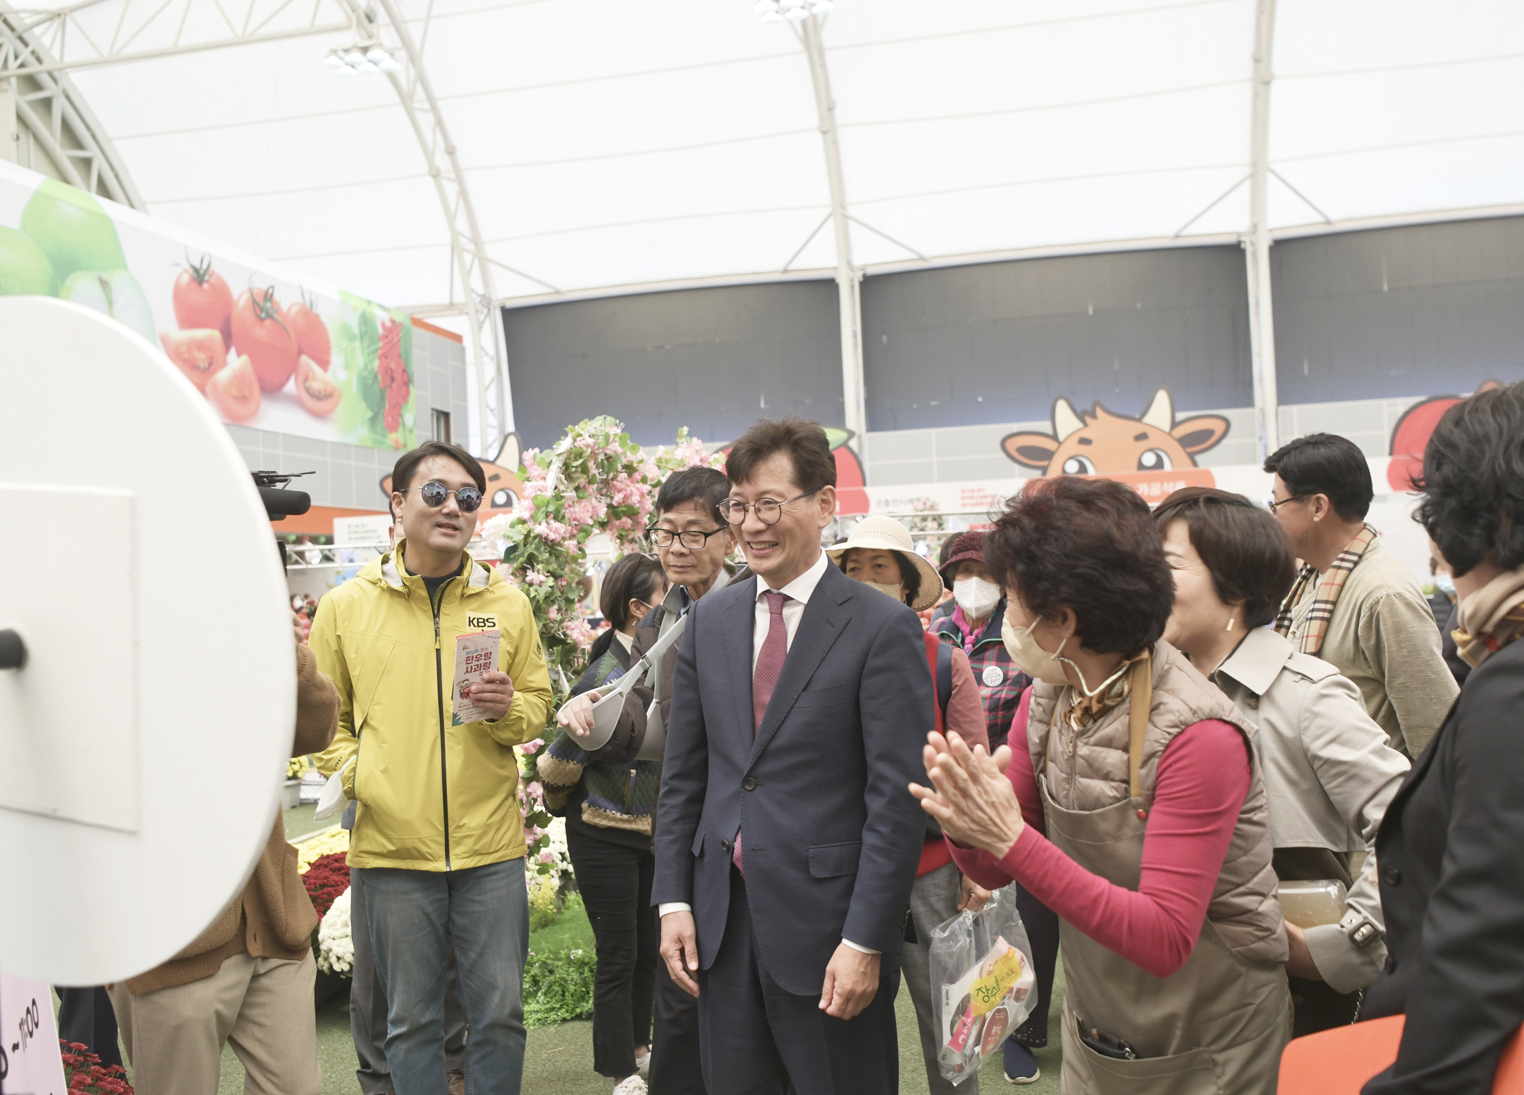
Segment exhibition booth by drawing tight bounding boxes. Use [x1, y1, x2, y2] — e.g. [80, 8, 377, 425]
[3, 0, 1523, 1089]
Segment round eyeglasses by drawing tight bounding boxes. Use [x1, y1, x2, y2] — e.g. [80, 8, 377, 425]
[718, 489, 819, 526]
[647, 526, 728, 549]
[412, 481, 483, 513]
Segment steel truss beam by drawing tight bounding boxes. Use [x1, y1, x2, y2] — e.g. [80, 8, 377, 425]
[1245, 0, 1279, 460]
[0, 0, 347, 79]
[795, 11, 867, 462]
[327, 0, 506, 452]
[1, 3, 145, 207]
[0, 0, 509, 453]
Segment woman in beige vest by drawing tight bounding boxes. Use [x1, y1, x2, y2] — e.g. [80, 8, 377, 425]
[912, 476, 1293, 1095]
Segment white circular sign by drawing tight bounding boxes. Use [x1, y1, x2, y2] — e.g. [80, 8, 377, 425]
[982, 664, 1005, 688]
[0, 298, 293, 985]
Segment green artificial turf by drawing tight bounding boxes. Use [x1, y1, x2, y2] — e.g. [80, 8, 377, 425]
[530, 892, 596, 955]
[283, 802, 329, 842]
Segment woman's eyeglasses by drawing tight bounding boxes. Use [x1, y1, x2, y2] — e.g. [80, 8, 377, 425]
[412, 481, 483, 513]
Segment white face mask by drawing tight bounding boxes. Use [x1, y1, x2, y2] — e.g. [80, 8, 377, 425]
[953, 577, 1001, 620]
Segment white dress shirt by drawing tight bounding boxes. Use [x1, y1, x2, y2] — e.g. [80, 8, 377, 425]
[660, 551, 878, 955]
[750, 549, 829, 672]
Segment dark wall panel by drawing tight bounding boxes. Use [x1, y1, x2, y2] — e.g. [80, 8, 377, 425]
[1273, 216, 1524, 404]
[503, 281, 842, 450]
[861, 247, 1252, 431]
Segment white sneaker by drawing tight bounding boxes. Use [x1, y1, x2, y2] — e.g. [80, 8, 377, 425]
[634, 1050, 652, 1079]
[612, 1074, 648, 1095]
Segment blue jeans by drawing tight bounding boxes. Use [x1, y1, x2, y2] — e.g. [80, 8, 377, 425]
[359, 858, 529, 1095]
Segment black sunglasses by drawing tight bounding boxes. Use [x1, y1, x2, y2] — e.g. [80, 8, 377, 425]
[413, 480, 483, 513]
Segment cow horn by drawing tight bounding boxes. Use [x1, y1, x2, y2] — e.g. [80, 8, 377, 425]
[1141, 389, 1173, 431]
[1054, 398, 1084, 441]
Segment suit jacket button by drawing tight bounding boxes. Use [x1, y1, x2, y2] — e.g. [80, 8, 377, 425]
[1385, 955, 1398, 974]
[743, 777, 757, 791]
[1383, 865, 1402, 886]
[721, 839, 731, 854]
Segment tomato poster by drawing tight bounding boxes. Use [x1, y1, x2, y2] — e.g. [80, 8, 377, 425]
[0, 159, 416, 451]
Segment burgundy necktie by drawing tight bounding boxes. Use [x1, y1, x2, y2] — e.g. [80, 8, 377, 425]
[735, 589, 789, 873]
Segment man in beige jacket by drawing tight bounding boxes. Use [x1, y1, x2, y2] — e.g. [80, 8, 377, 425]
[107, 631, 339, 1094]
[1266, 433, 1458, 758]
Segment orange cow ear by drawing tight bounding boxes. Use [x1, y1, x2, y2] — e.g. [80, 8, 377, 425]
[1171, 415, 1230, 454]
[1002, 431, 1059, 469]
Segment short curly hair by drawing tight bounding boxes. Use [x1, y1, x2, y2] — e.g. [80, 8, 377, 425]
[1415, 381, 1524, 577]
[984, 476, 1175, 655]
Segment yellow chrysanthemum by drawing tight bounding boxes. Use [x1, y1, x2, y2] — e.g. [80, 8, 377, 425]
[296, 827, 350, 873]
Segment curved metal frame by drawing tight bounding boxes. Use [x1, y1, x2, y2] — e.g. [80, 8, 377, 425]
[363, 0, 507, 452]
[0, 0, 509, 453]
[1, 5, 146, 209]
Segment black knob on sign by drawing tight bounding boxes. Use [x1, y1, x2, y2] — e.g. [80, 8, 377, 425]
[0, 629, 25, 670]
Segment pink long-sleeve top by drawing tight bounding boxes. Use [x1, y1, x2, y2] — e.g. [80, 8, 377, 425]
[949, 690, 1251, 978]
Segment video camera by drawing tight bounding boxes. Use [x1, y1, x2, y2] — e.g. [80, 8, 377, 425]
[254, 470, 313, 569]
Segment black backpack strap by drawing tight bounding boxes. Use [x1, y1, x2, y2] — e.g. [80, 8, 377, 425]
[936, 639, 953, 717]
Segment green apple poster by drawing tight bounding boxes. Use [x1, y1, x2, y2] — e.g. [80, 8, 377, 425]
[0, 158, 417, 451]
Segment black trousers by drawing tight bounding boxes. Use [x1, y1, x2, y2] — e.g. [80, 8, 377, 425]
[1011, 885, 1061, 1048]
[566, 825, 658, 1079]
[651, 956, 708, 1094]
[697, 868, 899, 1095]
[57, 985, 121, 1069]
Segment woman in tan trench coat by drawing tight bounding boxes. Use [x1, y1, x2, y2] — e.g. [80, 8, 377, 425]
[913, 476, 1293, 1095]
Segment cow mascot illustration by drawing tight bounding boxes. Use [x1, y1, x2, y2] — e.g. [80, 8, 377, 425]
[1001, 388, 1229, 501]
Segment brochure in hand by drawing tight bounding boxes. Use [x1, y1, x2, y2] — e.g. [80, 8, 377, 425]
[451, 629, 500, 725]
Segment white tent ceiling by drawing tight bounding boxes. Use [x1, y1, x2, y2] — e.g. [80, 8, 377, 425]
[29, 0, 1524, 311]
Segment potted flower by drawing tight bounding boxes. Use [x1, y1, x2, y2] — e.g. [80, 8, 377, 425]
[282, 756, 307, 810]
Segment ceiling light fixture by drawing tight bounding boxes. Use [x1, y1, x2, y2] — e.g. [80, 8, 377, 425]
[756, 0, 832, 24]
[324, 44, 403, 76]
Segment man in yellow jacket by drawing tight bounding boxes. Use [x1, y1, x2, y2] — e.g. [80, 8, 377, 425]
[311, 440, 552, 1095]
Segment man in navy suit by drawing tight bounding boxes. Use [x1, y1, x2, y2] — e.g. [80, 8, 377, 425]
[653, 417, 933, 1094]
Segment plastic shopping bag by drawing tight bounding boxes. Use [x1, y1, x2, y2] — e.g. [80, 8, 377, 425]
[930, 885, 1038, 1086]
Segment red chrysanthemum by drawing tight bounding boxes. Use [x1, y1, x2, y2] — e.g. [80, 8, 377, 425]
[302, 850, 350, 919]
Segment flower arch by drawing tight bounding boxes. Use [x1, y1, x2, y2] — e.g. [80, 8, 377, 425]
[477, 416, 722, 864]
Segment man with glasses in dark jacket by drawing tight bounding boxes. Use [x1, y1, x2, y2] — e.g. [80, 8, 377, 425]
[559, 465, 738, 1094]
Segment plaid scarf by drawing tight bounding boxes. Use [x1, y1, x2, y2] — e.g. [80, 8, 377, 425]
[1274, 524, 1378, 657]
[1453, 567, 1524, 669]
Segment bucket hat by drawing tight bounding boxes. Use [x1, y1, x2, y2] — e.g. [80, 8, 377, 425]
[827, 516, 944, 611]
[938, 531, 988, 590]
